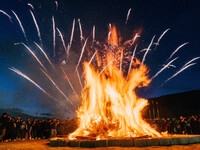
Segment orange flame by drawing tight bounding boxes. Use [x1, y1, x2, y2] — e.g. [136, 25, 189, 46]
[69, 27, 161, 140]
[108, 25, 118, 46]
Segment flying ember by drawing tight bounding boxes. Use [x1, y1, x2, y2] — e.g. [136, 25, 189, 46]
[69, 26, 161, 140]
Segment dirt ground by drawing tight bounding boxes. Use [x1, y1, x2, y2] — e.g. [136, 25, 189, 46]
[0, 139, 200, 150]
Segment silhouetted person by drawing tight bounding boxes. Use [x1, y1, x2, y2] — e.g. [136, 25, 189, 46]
[16, 116, 22, 139]
[50, 118, 57, 137]
[31, 118, 38, 139]
[0, 113, 9, 141]
[26, 117, 32, 139]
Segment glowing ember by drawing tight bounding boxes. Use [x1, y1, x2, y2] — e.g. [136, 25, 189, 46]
[69, 26, 161, 140]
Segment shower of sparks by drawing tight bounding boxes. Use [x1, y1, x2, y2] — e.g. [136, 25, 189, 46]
[127, 45, 138, 76]
[125, 8, 132, 24]
[41, 69, 74, 106]
[27, 3, 34, 10]
[34, 42, 55, 71]
[141, 35, 156, 65]
[15, 42, 47, 72]
[11, 10, 28, 42]
[78, 19, 84, 42]
[76, 38, 88, 68]
[0, 10, 12, 22]
[154, 28, 170, 49]
[93, 25, 95, 42]
[61, 67, 78, 96]
[52, 16, 56, 57]
[30, 10, 43, 47]
[56, 27, 68, 55]
[167, 42, 189, 60]
[67, 19, 75, 56]
[151, 57, 179, 80]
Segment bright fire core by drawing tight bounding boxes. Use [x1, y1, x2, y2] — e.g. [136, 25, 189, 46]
[69, 26, 161, 140]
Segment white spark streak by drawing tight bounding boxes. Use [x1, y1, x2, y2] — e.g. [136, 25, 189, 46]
[151, 57, 179, 80]
[127, 45, 138, 76]
[78, 19, 84, 42]
[76, 68, 83, 89]
[119, 51, 123, 73]
[76, 38, 88, 68]
[0, 10, 12, 22]
[141, 35, 156, 65]
[41, 69, 74, 106]
[27, 3, 34, 10]
[52, 16, 56, 57]
[67, 19, 75, 56]
[125, 8, 132, 24]
[154, 28, 170, 46]
[56, 27, 67, 55]
[30, 10, 43, 46]
[55, 1, 58, 10]
[15, 42, 47, 72]
[34, 42, 55, 70]
[167, 42, 189, 60]
[93, 25, 95, 42]
[61, 67, 78, 96]
[11, 10, 28, 42]
[183, 57, 200, 68]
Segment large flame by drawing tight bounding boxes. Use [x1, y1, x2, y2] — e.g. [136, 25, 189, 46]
[69, 26, 161, 140]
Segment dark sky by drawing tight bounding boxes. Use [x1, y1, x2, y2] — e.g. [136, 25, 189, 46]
[0, 0, 200, 118]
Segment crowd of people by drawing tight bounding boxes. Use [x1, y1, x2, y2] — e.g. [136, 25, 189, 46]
[1, 112, 200, 142]
[0, 113, 77, 142]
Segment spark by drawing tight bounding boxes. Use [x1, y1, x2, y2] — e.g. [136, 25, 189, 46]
[11, 10, 28, 42]
[15, 42, 47, 72]
[78, 19, 84, 42]
[76, 38, 88, 68]
[0, 10, 12, 22]
[182, 57, 200, 68]
[162, 63, 197, 86]
[27, 3, 34, 10]
[119, 51, 123, 73]
[41, 69, 74, 106]
[52, 16, 56, 57]
[154, 28, 170, 48]
[9, 67, 57, 102]
[56, 27, 67, 55]
[127, 45, 138, 76]
[34, 42, 55, 71]
[151, 57, 179, 80]
[130, 33, 140, 45]
[76, 68, 83, 89]
[30, 10, 43, 47]
[67, 19, 75, 56]
[141, 35, 156, 65]
[55, 1, 58, 10]
[167, 42, 189, 60]
[98, 59, 114, 76]
[61, 67, 78, 96]
[125, 8, 132, 24]
[93, 25, 95, 42]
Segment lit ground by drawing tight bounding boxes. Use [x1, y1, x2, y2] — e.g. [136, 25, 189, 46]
[0, 139, 200, 150]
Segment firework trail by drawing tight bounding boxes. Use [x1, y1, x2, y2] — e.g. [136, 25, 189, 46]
[76, 68, 83, 89]
[127, 45, 138, 76]
[78, 19, 84, 42]
[27, 3, 34, 10]
[130, 33, 140, 45]
[9, 67, 58, 102]
[76, 38, 88, 68]
[161, 63, 197, 87]
[67, 19, 75, 56]
[61, 67, 78, 96]
[41, 69, 74, 106]
[119, 51, 123, 73]
[34, 42, 55, 71]
[15, 42, 47, 72]
[30, 10, 43, 47]
[56, 27, 67, 55]
[11, 10, 28, 42]
[93, 25, 95, 42]
[154, 28, 170, 49]
[0, 10, 12, 22]
[151, 57, 179, 80]
[52, 16, 56, 57]
[125, 8, 132, 24]
[182, 57, 200, 67]
[107, 23, 112, 41]
[55, 1, 58, 10]
[167, 42, 189, 60]
[141, 35, 156, 65]
[98, 59, 114, 76]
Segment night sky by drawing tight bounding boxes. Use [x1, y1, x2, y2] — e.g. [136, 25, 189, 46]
[0, 0, 200, 118]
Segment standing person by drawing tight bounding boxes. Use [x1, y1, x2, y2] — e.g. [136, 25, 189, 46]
[44, 119, 51, 139]
[31, 118, 38, 139]
[0, 113, 9, 141]
[50, 118, 57, 138]
[39, 119, 45, 139]
[6, 115, 13, 141]
[179, 116, 186, 134]
[16, 116, 22, 140]
[26, 117, 32, 139]
[20, 119, 26, 140]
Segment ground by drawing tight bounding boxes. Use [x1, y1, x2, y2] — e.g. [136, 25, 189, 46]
[0, 140, 200, 150]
